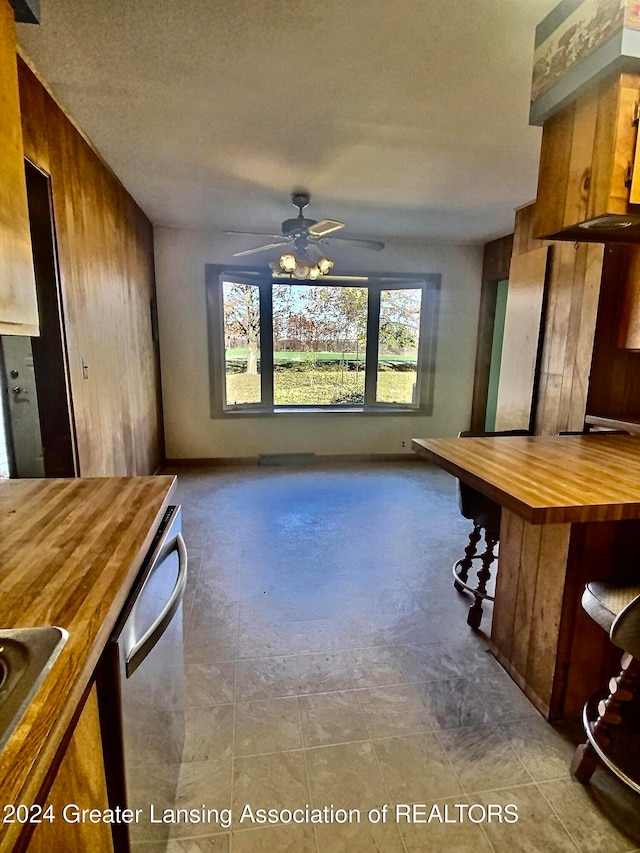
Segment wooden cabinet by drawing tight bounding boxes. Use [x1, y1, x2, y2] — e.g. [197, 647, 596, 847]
[586, 244, 640, 424]
[0, 0, 39, 336]
[26, 684, 114, 853]
[617, 245, 640, 349]
[533, 71, 640, 243]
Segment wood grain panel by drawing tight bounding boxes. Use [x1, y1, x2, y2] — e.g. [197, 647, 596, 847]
[589, 72, 620, 219]
[491, 518, 571, 719]
[509, 520, 543, 682]
[494, 246, 548, 431]
[17, 58, 163, 476]
[587, 244, 640, 422]
[567, 242, 603, 427]
[525, 522, 571, 716]
[617, 247, 640, 349]
[546, 243, 578, 380]
[513, 203, 546, 257]
[512, 204, 604, 435]
[563, 89, 596, 228]
[0, 0, 38, 335]
[532, 101, 574, 239]
[492, 509, 524, 663]
[26, 685, 113, 853]
[0, 476, 174, 853]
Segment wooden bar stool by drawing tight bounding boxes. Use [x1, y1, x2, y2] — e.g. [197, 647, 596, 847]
[453, 480, 501, 629]
[570, 582, 640, 791]
[452, 429, 529, 630]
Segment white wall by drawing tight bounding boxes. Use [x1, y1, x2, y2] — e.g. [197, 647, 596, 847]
[154, 227, 484, 459]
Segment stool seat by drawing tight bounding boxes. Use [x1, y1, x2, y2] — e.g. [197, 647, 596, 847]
[570, 582, 640, 790]
[582, 583, 640, 657]
[458, 482, 502, 535]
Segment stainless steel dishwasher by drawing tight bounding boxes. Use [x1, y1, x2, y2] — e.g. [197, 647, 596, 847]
[98, 504, 187, 852]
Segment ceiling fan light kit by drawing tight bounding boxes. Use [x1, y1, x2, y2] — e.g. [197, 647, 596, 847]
[269, 252, 334, 280]
[232, 192, 383, 279]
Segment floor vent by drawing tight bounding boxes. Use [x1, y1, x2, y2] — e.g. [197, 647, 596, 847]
[258, 453, 316, 466]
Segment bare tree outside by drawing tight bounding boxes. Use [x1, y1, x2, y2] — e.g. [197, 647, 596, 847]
[272, 284, 367, 405]
[377, 288, 422, 404]
[221, 280, 424, 408]
[222, 281, 261, 404]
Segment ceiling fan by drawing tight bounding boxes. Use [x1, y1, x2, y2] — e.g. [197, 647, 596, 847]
[229, 192, 385, 259]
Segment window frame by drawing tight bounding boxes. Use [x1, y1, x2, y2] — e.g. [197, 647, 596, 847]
[206, 264, 439, 417]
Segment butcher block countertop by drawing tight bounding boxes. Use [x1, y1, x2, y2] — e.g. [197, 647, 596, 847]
[412, 434, 640, 524]
[0, 475, 175, 852]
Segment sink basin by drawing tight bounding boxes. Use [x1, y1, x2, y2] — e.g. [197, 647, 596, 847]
[0, 627, 68, 751]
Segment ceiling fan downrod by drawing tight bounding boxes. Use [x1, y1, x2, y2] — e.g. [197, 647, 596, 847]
[282, 192, 316, 237]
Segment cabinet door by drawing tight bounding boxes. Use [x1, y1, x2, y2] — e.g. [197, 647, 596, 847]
[533, 72, 640, 243]
[26, 685, 114, 853]
[0, 0, 39, 336]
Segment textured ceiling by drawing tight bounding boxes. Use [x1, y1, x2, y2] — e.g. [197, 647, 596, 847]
[16, 0, 558, 244]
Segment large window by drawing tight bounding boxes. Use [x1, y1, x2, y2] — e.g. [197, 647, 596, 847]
[207, 266, 439, 415]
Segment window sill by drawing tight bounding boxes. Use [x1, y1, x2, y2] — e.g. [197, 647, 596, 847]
[215, 406, 431, 418]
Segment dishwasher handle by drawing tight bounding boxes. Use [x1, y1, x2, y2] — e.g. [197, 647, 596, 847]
[125, 532, 188, 678]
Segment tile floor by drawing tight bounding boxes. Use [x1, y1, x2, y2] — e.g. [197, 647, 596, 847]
[137, 460, 640, 852]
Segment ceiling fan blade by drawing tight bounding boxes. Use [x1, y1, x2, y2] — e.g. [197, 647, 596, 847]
[232, 241, 291, 257]
[308, 219, 345, 237]
[323, 236, 385, 251]
[227, 230, 285, 239]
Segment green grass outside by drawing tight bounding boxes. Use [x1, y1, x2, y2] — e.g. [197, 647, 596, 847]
[225, 348, 417, 363]
[225, 368, 416, 406]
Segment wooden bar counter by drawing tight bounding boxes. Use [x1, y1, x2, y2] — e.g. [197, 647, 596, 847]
[412, 434, 640, 720]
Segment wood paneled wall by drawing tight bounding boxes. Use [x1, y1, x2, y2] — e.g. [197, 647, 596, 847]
[17, 58, 163, 476]
[494, 245, 548, 432]
[512, 204, 604, 435]
[586, 244, 640, 422]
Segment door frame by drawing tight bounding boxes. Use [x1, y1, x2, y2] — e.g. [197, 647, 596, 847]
[0, 159, 78, 478]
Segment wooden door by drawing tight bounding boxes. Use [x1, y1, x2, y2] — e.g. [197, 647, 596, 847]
[0, 335, 45, 476]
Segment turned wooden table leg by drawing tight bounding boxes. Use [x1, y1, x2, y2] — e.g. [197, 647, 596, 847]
[467, 530, 498, 630]
[454, 524, 482, 591]
[571, 652, 640, 783]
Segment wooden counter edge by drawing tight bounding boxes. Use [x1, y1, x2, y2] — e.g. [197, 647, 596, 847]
[411, 438, 640, 524]
[411, 439, 541, 524]
[1, 476, 176, 853]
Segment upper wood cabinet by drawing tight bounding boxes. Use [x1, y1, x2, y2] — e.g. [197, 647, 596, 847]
[0, 0, 39, 336]
[533, 71, 640, 244]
